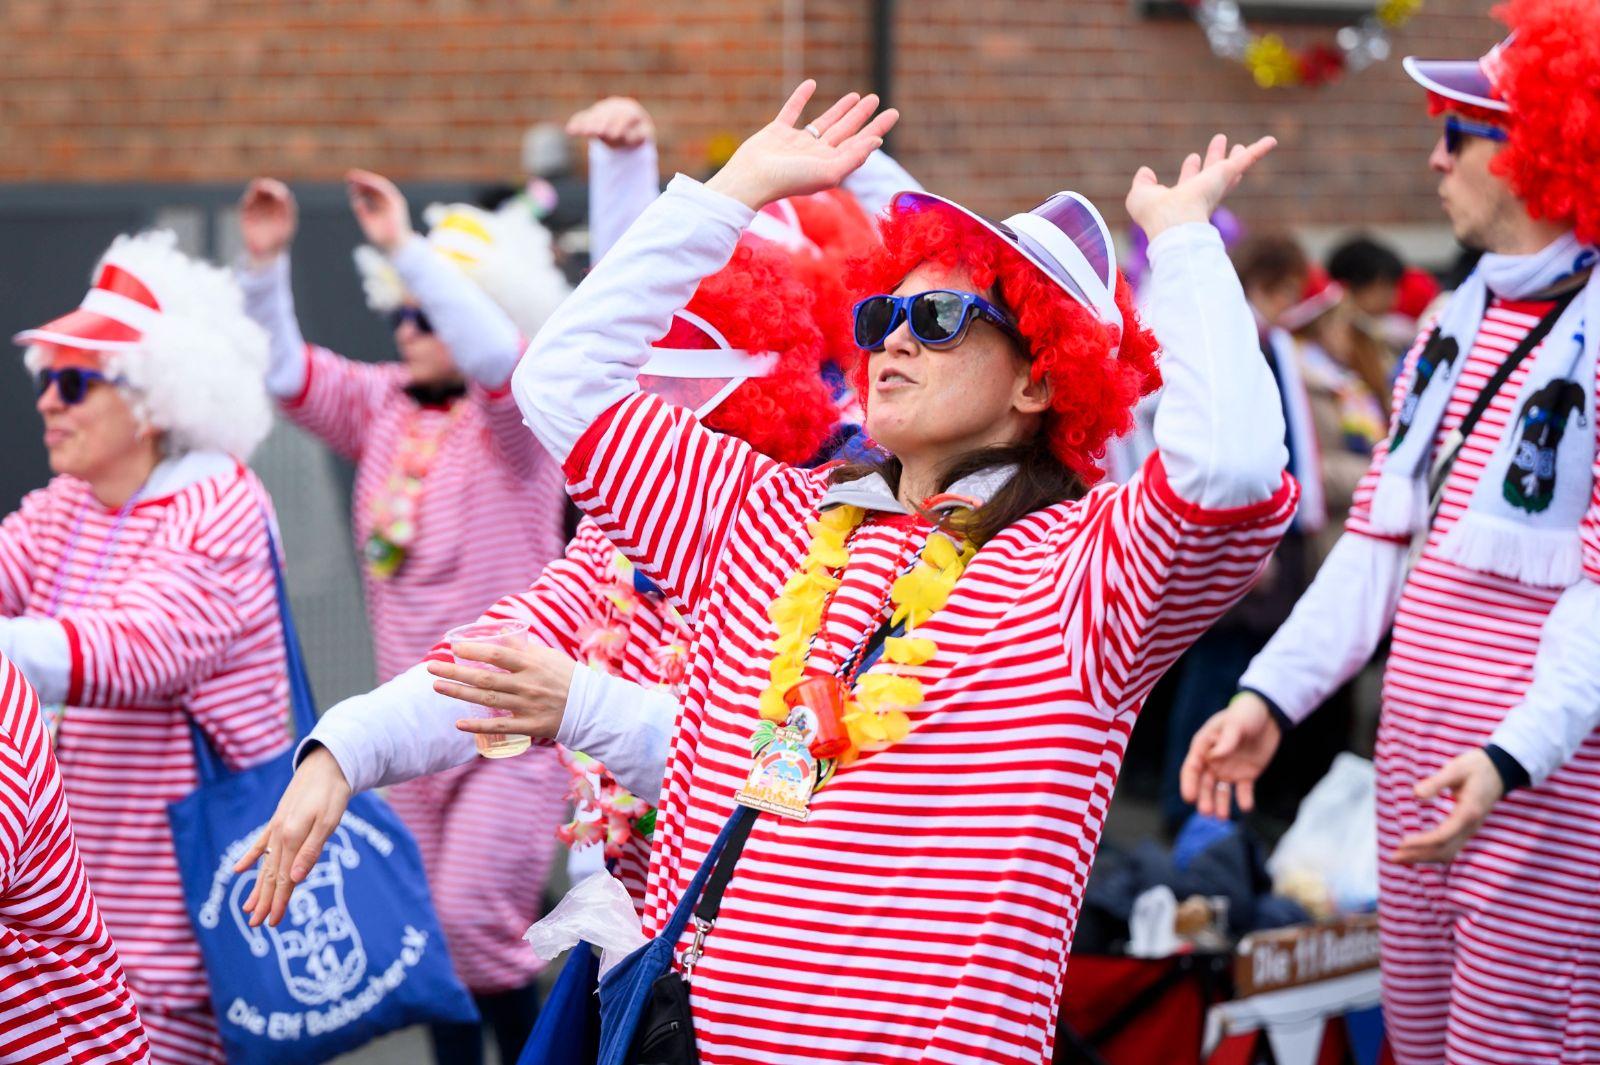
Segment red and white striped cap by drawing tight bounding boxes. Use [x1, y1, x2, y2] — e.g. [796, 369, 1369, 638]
[14, 258, 163, 352]
[639, 309, 776, 418]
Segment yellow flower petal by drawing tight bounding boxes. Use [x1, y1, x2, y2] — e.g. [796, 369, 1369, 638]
[808, 541, 849, 569]
[857, 674, 923, 708]
[884, 636, 938, 666]
[819, 505, 863, 531]
[758, 686, 791, 722]
[881, 709, 912, 744]
[923, 534, 959, 570]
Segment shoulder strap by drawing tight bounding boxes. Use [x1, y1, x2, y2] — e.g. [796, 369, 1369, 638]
[1424, 288, 1579, 507]
[189, 511, 319, 785]
[693, 805, 760, 924]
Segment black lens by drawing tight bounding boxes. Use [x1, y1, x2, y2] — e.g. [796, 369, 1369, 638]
[853, 296, 898, 349]
[56, 368, 88, 404]
[35, 368, 52, 398]
[909, 291, 968, 346]
[414, 309, 434, 334]
[1444, 122, 1461, 155]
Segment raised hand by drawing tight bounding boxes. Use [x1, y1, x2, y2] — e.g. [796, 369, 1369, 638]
[346, 168, 414, 255]
[426, 639, 577, 741]
[567, 96, 657, 149]
[233, 746, 353, 927]
[1180, 692, 1283, 817]
[703, 80, 899, 211]
[238, 178, 298, 267]
[1125, 133, 1277, 242]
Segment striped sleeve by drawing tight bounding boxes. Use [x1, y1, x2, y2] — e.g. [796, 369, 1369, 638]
[564, 392, 784, 615]
[59, 485, 274, 725]
[1084, 453, 1298, 715]
[474, 382, 562, 485]
[279, 344, 403, 463]
[0, 654, 152, 1065]
[0, 493, 42, 617]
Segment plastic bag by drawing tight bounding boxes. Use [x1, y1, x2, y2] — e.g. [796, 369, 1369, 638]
[1267, 753, 1378, 913]
[524, 869, 647, 977]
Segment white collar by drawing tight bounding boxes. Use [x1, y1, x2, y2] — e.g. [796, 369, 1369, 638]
[816, 463, 1017, 516]
[140, 450, 237, 500]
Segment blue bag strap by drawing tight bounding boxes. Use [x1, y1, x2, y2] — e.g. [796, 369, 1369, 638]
[188, 513, 318, 784]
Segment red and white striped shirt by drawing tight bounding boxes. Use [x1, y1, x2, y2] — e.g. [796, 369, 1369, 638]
[0, 462, 290, 1041]
[513, 179, 1296, 1061]
[282, 346, 567, 683]
[564, 393, 1296, 1063]
[0, 651, 151, 1065]
[424, 518, 691, 910]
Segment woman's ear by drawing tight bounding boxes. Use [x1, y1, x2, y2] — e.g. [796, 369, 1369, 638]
[1014, 365, 1053, 416]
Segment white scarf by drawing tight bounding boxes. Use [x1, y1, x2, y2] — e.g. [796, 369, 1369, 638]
[1369, 233, 1600, 587]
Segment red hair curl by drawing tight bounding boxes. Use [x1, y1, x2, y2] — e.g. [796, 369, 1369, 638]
[1456, 0, 1600, 244]
[847, 200, 1161, 485]
[677, 241, 835, 464]
[785, 190, 882, 372]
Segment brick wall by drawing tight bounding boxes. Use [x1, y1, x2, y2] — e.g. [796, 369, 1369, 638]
[0, 0, 1497, 229]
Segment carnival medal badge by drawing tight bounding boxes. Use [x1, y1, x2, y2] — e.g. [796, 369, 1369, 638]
[1506, 377, 1588, 512]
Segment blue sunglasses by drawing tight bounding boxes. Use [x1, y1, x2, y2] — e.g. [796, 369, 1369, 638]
[36, 366, 114, 406]
[852, 290, 1021, 352]
[1444, 115, 1507, 155]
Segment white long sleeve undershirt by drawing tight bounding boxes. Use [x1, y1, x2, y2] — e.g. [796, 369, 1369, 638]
[298, 661, 678, 802]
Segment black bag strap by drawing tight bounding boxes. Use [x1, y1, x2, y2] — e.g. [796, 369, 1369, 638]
[1424, 287, 1579, 507]
[694, 804, 759, 924]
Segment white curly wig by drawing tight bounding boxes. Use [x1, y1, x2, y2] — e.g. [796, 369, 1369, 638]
[22, 230, 273, 460]
[353, 200, 570, 339]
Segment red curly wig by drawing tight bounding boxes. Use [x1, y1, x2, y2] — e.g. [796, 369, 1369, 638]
[1428, 0, 1600, 245]
[785, 190, 881, 372]
[848, 200, 1161, 485]
[672, 239, 835, 465]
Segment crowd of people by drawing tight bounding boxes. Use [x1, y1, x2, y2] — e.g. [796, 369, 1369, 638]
[5, 1, 1600, 1063]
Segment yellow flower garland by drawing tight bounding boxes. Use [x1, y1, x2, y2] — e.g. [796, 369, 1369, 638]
[760, 505, 975, 760]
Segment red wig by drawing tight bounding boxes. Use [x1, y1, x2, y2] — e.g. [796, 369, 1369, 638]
[784, 190, 882, 372]
[848, 200, 1161, 485]
[1432, 0, 1600, 244]
[676, 240, 835, 464]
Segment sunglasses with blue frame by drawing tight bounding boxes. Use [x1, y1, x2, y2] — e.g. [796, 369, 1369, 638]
[852, 289, 1022, 353]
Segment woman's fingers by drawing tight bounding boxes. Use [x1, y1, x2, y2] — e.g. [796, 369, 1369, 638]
[432, 677, 508, 711]
[454, 714, 514, 734]
[448, 640, 519, 671]
[806, 92, 862, 139]
[775, 80, 818, 128]
[818, 93, 878, 147]
[428, 657, 518, 693]
[1203, 132, 1228, 169]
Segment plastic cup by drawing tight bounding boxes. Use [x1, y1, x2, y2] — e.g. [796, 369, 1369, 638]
[445, 620, 534, 759]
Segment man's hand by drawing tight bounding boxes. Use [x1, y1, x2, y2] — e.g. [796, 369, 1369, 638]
[1126, 133, 1277, 243]
[238, 178, 298, 267]
[1393, 748, 1504, 865]
[346, 169, 415, 255]
[567, 96, 657, 149]
[1180, 692, 1284, 816]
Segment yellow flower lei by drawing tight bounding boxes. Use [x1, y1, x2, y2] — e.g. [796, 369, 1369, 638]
[760, 504, 976, 760]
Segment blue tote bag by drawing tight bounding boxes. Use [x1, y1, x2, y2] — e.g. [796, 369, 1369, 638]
[167, 525, 478, 1064]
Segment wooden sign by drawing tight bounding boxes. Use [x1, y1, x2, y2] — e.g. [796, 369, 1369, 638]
[1233, 913, 1380, 997]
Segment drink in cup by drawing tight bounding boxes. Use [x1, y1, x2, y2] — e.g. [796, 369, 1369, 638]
[444, 620, 534, 759]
